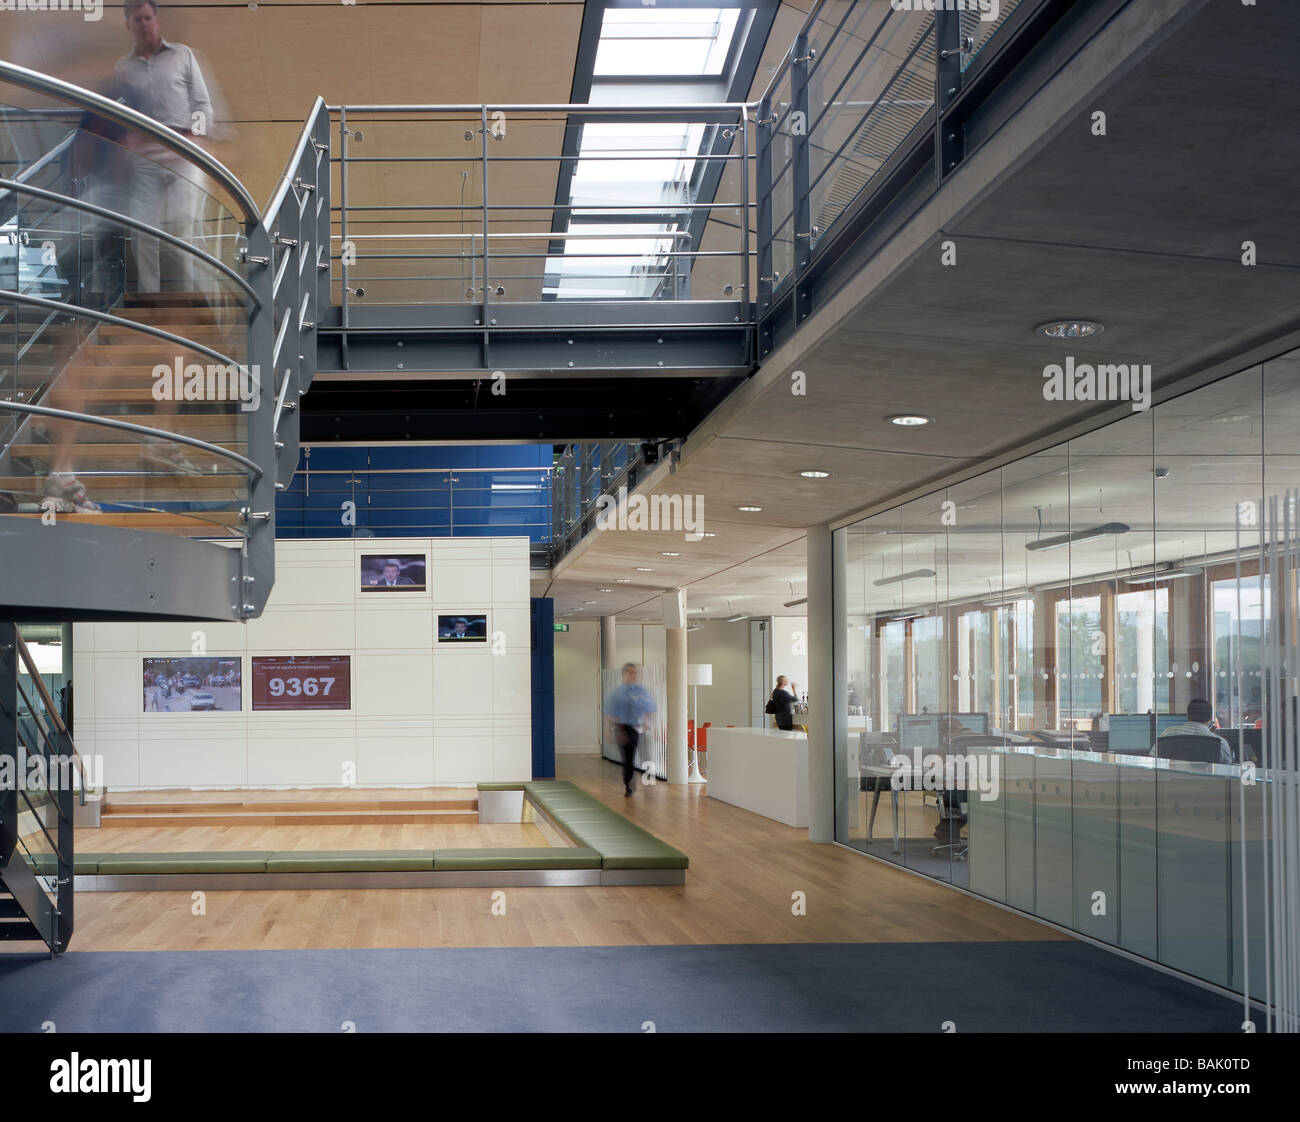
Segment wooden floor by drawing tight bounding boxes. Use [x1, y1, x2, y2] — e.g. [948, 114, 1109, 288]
[8, 756, 1073, 952]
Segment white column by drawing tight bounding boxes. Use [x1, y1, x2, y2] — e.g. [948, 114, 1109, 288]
[664, 592, 688, 785]
[807, 524, 838, 843]
[600, 614, 618, 671]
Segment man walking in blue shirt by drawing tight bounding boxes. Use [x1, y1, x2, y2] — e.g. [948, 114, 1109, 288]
[604, 663, 657, 797]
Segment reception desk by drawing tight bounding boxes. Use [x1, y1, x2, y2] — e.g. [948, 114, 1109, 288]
[707, 727, 808, 828]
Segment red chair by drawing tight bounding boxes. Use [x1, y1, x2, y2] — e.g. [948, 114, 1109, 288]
[687, 718, 696, 750]
[697, 722, 711, 754]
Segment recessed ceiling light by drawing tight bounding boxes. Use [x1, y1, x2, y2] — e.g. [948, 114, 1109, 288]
[799, 470, 831, 479]
[635, 567, 653, 572]
[597, 588, 614, 592]
[584, 600, 597, 604]
[701, 532, 717, 538]
[615, 578, 632, 583]
[737, 505, 763, 512]
[887, 415, 932, 427]
[1036, 319, 1104, 340]
[661, 551, 680, 557]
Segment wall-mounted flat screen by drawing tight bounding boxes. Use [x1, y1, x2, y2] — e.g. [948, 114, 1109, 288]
[360, 554, 426, 591]
[438, 614, 487, 642]
[251, 656, 351, 711]
[143, 657, 242, 713]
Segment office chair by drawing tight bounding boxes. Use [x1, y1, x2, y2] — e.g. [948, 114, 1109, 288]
[1154, 735, 1225, 764]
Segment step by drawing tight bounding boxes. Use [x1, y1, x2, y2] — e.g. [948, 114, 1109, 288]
[60, 364, 257, 388]
[74, 345, 248, 365]
[100, 808, 481, 827]
[105, 798, 478, 815]
[96, 325, 246, 345]
[0, 893, 28, 919]
[1, 511, 244, 534]
[9, 443, 248, 471]
[116, 307, 247, 327]
[122, 291, 247, 308]
[0, 472, 246, 498]
[0, 916, 42, 941]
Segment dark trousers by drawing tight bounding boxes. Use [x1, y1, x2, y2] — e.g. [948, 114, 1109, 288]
[615, 723, 639, 788]
[775, 715, 794, 731]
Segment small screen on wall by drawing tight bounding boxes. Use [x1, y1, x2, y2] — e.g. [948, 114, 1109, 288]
[143, 657, 242, 713]
[438, 614, 487, 642]
[251, 656, 351, 711]
[360, 554, 426, 591]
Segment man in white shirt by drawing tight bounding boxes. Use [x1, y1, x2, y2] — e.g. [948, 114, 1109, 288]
[1152, 698, 1233, 764]
[114, 0, 215, 291]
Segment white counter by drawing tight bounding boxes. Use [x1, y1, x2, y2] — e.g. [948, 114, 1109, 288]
[706, 726, 809, 828]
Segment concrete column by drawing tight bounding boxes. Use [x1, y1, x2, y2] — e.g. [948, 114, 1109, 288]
[600, 614, 618, 672]
[664, 592, 688, 785]
[807, 524, 837, 843]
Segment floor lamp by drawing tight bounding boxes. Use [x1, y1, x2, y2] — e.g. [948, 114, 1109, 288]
[687, 663, 711, 783]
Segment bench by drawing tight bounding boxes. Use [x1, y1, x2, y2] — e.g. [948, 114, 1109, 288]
[23, 780, 687, 889]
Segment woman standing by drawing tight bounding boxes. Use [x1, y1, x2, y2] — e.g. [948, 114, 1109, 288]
[771, 675, 798, 731]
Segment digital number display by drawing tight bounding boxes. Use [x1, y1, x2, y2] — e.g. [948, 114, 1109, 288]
[251, 656, 351, 711]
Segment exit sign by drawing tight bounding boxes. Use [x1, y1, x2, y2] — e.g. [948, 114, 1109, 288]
[553, 623, 569, 632]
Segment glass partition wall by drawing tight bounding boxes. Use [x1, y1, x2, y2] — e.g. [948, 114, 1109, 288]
[838, 349, 1300, 999]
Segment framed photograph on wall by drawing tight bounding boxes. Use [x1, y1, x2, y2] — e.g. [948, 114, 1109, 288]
[360, 554, 426, 592]
[437, 613, 488, 643]
[143, 657, 242, 713]
[251, 656, 351, 711]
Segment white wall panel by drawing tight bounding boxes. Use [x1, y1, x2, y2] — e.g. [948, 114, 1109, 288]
[71, 537, 533, 788]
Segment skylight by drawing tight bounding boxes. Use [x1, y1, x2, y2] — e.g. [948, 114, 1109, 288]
[594, 8, 742, 77]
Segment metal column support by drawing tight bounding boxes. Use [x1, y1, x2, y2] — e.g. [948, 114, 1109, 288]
[480, 105, 491, 368]
[790, 31, 814, 326]
[243, 218, 278, 619]
[0, 622, 16, 864]
[935, 10, 967, 182]
[754, 94, 774, 357]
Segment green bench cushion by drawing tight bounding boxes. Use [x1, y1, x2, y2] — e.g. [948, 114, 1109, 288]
[524, 782, 689, 871]
[265, 850, 434, 873]
[477, 782, 525, 791]
[434, 846, 601, 870]
[96, 851, 274, 875]
[27, 853, 101, 876]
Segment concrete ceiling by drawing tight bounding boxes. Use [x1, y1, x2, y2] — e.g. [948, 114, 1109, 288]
[545, 0, 1300, 623]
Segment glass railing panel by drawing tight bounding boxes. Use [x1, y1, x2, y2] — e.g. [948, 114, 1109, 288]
[807, 7, 935, 249]
[1, 410, 250, 537]
[961, 0, 1028, 73]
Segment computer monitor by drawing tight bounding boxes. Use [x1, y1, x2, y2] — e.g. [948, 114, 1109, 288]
[1107, 714, 1153, 755]
[896, 714, 940, 751]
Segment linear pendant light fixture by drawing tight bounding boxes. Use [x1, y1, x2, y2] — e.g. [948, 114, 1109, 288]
[1123, 564, 1203, 585]
[873, 568, 937, 586]
[1025, 522, 1129, 552]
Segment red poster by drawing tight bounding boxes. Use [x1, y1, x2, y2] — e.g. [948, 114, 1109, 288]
[251, 656, 351, 711]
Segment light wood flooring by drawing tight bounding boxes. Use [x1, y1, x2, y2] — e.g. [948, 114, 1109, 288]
[9, 756, 1067, 952]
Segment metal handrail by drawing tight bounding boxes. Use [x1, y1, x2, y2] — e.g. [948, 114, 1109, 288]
[0, 176, 259, 305]
[265, 96, 327, 223]
[328, 102, 753, 113]
[0, 400, 263, 479]
[0, 60, 260, 224]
